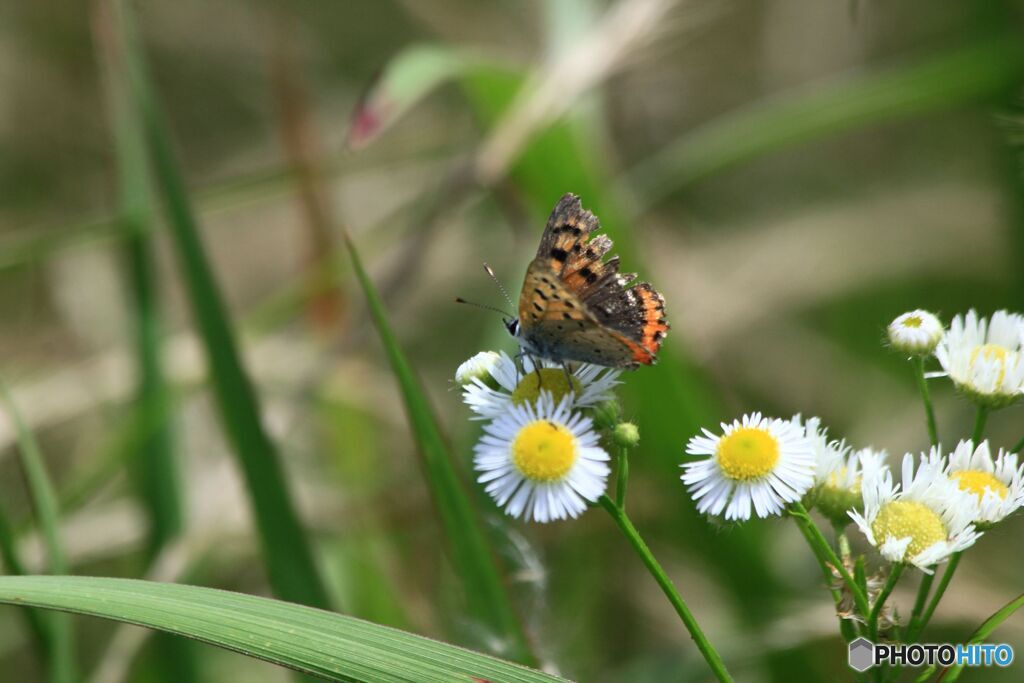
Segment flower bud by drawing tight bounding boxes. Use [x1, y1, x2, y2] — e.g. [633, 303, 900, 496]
[613, 422, 640, 448]
[887, 310, 943, 355]
[455, 351, 500, 387]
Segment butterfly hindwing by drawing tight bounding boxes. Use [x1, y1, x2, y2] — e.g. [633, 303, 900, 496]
[517, 193, 669, 368]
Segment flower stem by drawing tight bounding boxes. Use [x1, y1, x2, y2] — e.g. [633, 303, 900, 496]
[971, 405, 989, 445]
[598, 495, 733, 682]
[907, 552, 961, 641]
[1011, 434, 1024, 455]
[912, 357, 939, 447]
[801, 522, 857, 641]
[868, 563, 904, 641]
[615, 445, 629, 509]
[907, 569, 935, 639]
[788, 503, 871, 619]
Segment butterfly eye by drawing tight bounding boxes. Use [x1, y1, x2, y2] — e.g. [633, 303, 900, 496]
[505, 318, 520, 336]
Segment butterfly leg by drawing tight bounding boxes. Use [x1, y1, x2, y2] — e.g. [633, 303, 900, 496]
[561, 362, 575, 393]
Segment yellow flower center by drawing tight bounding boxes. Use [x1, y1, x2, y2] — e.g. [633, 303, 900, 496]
[902, 315, 923, 329]
[512, 420, 577, 481]
[951, 470, 1009, 502]
[871, 501, 947, 559]
[716, 427, 779, 481]
[969, 344, 1011, 386]
[511, 369, 582, 406]
[825, 466, 861, 492]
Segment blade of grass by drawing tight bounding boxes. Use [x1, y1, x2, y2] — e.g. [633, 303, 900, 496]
[92, 3, 197, 677]
[338, 226, 534, 664]
[111, 0, 331, 610]
[92, 0, 183, 564]
[623, 35, 1024, 208]
[0, 383, 77, 683]
[940, 593, 1024, 682]
[0, 492, 55, 668]
[0, 576, 565, 683]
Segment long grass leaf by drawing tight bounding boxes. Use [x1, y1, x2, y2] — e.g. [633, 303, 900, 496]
[339, 229, 534, 663]
[623, 36, 1024, 208]
[941, 593, 1024, 682]
[111, 0, 331, 610]
[0, 384, 77, 683]
[0, 576, 565, 683]
[92, 2, 197, 677]
[0, 491, 55, 668]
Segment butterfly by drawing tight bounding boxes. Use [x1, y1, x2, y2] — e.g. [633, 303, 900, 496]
[505, 193, 669, 369]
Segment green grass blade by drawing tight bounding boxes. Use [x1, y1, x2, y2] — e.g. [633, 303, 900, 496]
[941, 593, 1024, 682]
[93, 2, 197, 677]
[339, 230, 533, 664]
[0, 491, 55, 667]
[624, 36, 1024, 208]
[112, 0, 331, 610]
[0, 383, 77, 683]
[93, 0, 183, 563]
[0, 576, 565, 683]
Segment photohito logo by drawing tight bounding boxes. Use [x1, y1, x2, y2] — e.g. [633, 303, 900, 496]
[848, 637, 1014, 672]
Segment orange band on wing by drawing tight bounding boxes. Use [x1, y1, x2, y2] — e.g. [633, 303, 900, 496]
[635, 283, 669, 360]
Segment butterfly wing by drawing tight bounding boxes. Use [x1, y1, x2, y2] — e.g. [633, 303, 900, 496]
[518, 193, 669, 368]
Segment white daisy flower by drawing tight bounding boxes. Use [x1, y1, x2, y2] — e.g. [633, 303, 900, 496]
[461, 351, 620, 419]
[473, 393, 610, 523]
[943, 440, 1024, 527]
[681, 413, 816, 521]
[888, 310, 943, 355]
[455, 351, 501, 386]
[933, 310, 1024, 408]
[802, 416, 888, 525]
[849, 454, 981, 571]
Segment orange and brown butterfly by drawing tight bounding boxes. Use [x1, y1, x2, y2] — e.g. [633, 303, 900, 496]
[505, 193, 669, 369]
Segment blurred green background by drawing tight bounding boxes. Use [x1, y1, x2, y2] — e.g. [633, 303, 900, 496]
[1, 0, 1023, 681]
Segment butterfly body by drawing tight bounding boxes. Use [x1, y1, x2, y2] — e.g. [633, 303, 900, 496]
[511, 194, 668, 369]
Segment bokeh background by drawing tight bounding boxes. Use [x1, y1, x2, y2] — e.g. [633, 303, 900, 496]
[1, 0, 1023, 681]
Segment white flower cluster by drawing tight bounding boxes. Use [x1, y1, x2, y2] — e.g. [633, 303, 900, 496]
[457, 352, 621, 523]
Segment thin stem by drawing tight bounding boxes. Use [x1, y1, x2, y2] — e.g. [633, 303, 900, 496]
[615, 446, 629, 509]
[1011, 434, 1024, 454]
[912, 356, 939, 447]
[907, 570, 935, 639]
[598, 495, 733, 682]
[971, 405, 989, 445]
[804, 523, 857, 641]
[788, 503, 871, 619]
[868, 563, 904, 641]
[909, 552, 962, 641]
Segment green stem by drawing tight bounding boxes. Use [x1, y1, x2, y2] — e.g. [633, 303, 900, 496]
[908, 552, 962, 641]
[598, 496, 733, 682]
[0, 382, 77, 683]
[912, 357, 939, 447]
[868, 563, 904, 641]
[801, 523, 857, 641]
[615, 445, 629, 509]
[907, 570, 935, 640]
[971, 405, 989, 445]
[788, 503, 871, 619]
[1011, 434, 1024, 454]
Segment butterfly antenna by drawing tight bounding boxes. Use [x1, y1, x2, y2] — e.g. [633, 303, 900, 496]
[454, 297, 513, 318]
[483, 262, 515, 309]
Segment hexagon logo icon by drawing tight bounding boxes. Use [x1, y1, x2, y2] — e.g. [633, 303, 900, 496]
[848, 637, 875, 672]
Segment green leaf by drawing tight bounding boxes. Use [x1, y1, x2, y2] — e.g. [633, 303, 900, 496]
[112, 0, 331, 610]
[0, 576, 566, 683]
[0, 384, 77, 683]
[339, 229, 534, 664]
[941, 593, 1024, 682]
[623, 36, 1024, 209]
[347, 44, 502, 148]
